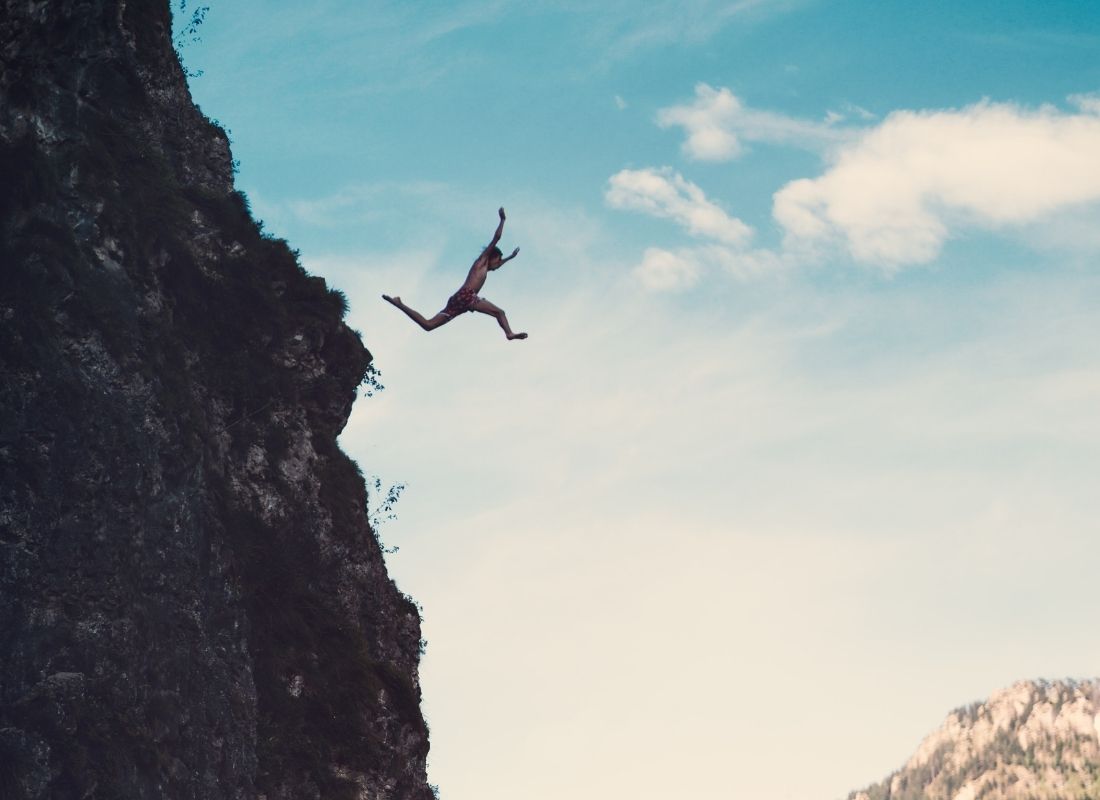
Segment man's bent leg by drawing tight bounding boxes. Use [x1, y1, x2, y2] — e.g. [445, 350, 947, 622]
[472, 298, 527, 340]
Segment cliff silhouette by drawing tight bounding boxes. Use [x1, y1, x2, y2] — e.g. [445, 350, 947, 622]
[0, 2, 431, 797]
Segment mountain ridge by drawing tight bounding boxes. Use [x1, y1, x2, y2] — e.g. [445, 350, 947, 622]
[849, 679, 1100, 800]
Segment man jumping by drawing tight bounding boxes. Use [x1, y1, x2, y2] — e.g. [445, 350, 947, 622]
[383, 207, 527, 340]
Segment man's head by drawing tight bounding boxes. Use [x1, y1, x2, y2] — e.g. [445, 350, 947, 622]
[487, 246, 504, 269]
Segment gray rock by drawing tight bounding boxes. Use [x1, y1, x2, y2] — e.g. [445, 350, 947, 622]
[0, 2, 432, 798]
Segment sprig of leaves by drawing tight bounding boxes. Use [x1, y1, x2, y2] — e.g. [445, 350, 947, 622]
[173, 2, 211, 79]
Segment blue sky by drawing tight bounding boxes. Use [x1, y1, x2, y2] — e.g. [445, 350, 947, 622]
[177, 3, 1100, 799]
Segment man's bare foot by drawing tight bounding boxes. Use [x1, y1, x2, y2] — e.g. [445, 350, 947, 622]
[508, 332, 528, 340]
[383, 294, 401, 306]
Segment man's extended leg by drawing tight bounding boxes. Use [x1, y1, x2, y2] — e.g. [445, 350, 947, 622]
[383, 295, 452, 331]
[471, 298, 527, 340]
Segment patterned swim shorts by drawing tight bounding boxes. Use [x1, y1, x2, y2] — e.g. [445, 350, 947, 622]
[442, 287, 481, 317]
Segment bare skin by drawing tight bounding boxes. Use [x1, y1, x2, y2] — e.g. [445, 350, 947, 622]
[383, 207, 527, 340]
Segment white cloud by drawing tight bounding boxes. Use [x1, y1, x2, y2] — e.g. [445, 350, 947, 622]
[702, 243, 790, 278]
[825, 102, 877, 125]
[773, 100, 1100, 267]
[605, 167, 752, 245]
[604, 167, 788, 288]
[657, 84, 743, 160]
[632, 245, 789, 290]
[604, 165, 799, 287]
[1069, 92, 1100, 116]
[633, 248, 702, 291]
[272, 181, 453, 229]
[644, 88, 1100, 273]
[843, 101, 877, 121]
[656, 83, 850, 161]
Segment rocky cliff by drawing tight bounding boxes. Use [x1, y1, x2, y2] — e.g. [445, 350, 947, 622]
[0, 3, 431, 798]
[850, 680, 1100, 800]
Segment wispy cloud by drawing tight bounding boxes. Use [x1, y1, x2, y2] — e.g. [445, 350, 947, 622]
[605, 167, 752, 245]
[656, 83, 852, 161]
[249, 0, 798, 81]
[1069, 92, 1100, 116]
[277, 181, 453, 228]
[195, 0, 511, 97]
[603, 166, 799, 290]
[632, 244, 789, 288]
[632, 248, 702, 291]
[575, 0, 803, 67]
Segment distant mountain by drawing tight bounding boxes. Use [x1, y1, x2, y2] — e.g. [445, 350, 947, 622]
[850, 680, 1100, 800]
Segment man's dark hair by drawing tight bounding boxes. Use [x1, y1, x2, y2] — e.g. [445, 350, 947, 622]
[489, 246, 503, 259]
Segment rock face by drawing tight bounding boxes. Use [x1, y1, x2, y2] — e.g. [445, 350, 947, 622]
[0, 3, 431, 798]
[850, 680, 1100, 800]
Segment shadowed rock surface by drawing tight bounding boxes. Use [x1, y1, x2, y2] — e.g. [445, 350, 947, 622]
[0, 2, 431, 797]
[849, 679, 1100, 800]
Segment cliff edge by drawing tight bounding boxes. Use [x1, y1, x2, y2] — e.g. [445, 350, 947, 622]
[0, 2, 431, 798]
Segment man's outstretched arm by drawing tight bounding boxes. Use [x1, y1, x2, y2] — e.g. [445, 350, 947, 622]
[488, 206, 506, 249]
[500, 247, 520, 265]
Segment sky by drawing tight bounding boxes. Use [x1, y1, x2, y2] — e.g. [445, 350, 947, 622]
[174, 2, 1100, 798]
